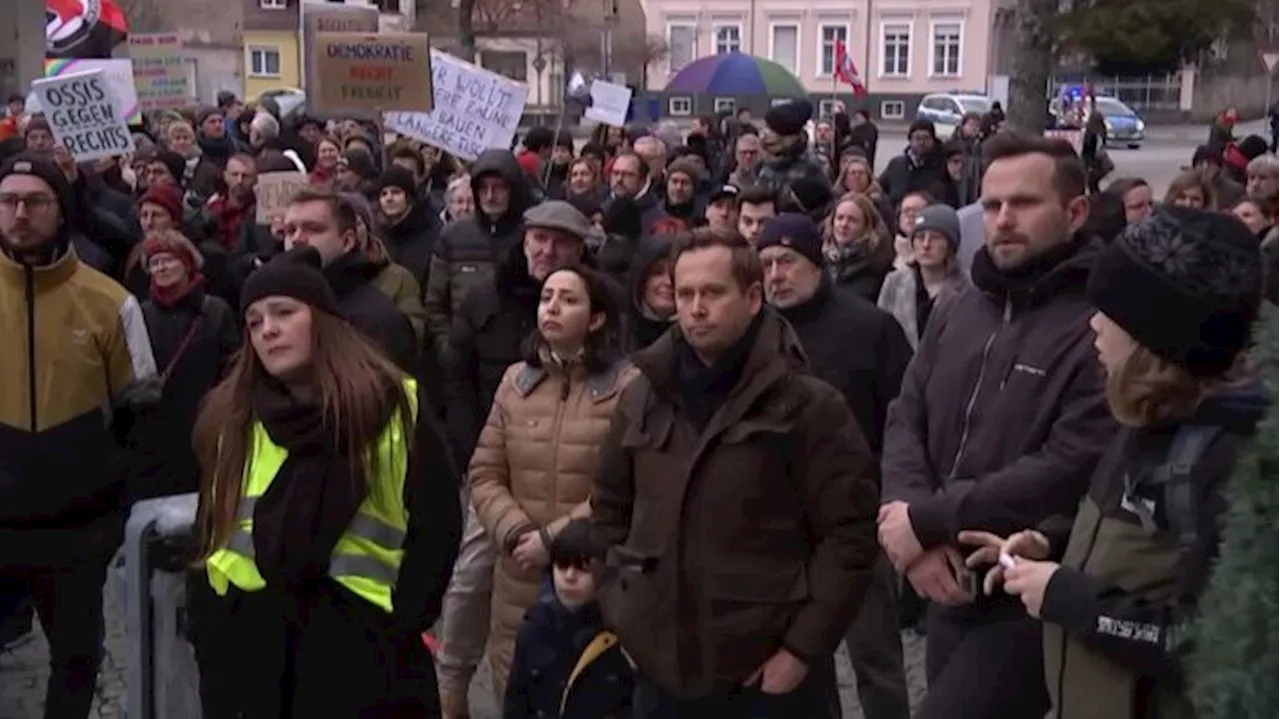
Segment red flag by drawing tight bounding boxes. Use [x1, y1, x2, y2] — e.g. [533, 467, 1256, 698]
[834, 40, 868, 97]
[46, 0, 129, 59]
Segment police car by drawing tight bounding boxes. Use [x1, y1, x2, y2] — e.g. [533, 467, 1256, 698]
[915, 92, 994, 140]
[1049, 87, 1146, 149]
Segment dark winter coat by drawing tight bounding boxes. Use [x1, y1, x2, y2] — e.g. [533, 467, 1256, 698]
[740, 138, 831, 197]
[881, 240, 1116, 552]
[623, 235, 675, 350]
[504, 594, 634, 719]
[423, 150, 535, 358]
[127, 288, 239, 500]
[443, 240, 540, 467]
[877, 146, 954, 208]
[592, 309, 881, 698]
[777, 279, 912, 455]
[381, 198, 443, 287]
[1039, 385, 1267, 719]
[323, 253, 419, 372]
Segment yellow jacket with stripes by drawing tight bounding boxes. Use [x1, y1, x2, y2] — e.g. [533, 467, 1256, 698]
[205, 379, 419, 613]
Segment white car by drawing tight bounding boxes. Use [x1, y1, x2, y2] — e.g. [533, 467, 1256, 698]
[915, 93, 994, 140]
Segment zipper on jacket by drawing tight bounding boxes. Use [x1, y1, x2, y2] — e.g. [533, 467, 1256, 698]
[24, 265, 36, 431]
[948, 298, 1012, 478]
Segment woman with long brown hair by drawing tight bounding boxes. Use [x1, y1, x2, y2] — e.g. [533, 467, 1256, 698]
[960, 206, 1266, 719]
[188, 246, 462, 719]
[1164, 168, 1217, 210]
[824, 192, 895, 302]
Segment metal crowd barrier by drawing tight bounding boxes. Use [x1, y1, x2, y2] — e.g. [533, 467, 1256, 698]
[122, 493, 202, 719]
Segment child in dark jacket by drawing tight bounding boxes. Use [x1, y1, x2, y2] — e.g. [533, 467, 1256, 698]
[503, 518, 633, 719]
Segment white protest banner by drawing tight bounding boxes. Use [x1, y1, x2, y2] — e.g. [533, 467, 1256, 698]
[255, 172, 311, 224]
[584, 79, 632, 127]
[129, 33, 196, 111]
[384, 51, 528, 162]
[44, 58, 141, 125]
[31, 70, 135, 162]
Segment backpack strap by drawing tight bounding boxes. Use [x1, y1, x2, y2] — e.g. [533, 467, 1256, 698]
[1159, 424, 1224, 556]
[559, 630, 619, 716]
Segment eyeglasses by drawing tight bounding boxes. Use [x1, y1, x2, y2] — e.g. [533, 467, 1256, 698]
[0, 194, 56, 212]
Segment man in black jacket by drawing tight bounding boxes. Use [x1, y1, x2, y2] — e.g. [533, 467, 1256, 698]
[878, 132, 1115, 718]
[877, 119, 953, 209]
[281, 187, 417, 371]
[757, 213, 915, 719]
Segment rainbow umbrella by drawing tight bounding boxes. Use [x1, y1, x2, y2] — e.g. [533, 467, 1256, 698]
[665, 52, 807, 96]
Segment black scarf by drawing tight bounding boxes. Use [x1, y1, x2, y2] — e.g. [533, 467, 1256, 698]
[251, 378, 364, 592]
[674, 312, 765, 431]
[970, 239, 1082, 298]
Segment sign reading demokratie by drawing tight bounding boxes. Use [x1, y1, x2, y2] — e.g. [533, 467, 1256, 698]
[30, 69, 135, 162]
[313, 33, 433, 113]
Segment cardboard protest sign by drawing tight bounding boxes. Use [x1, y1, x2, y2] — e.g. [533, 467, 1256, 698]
[585, 79, 632, 127]
[301, 3, 379, 91]
[255, 172, 311, 224]
[31, 69, 135, 162]
[383, 51, 527, 162]
[129, 33, 196, 111]
[313, 33, 433, 113]
[44, 58, 141, 125]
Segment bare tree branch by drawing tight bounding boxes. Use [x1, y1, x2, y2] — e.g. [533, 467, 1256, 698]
[115, 0, 167, 34]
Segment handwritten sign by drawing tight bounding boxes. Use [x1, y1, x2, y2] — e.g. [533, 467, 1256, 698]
[313, 32, 432, 113]
[43, 58, 141, 125]
[384, 51, 528, 162]
[585, 79, 632, 127]
[255, 171, 311, 224]
[31, 69, 135, 162]
[129, 33, 195, 111]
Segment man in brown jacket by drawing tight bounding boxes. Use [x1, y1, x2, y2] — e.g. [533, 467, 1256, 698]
[592, 227, 880, 717]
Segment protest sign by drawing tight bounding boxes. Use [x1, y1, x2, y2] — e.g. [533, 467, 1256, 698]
[313, 33, 433, 113]
[255, 172, 311, 224]
[31, 69, 135, 162]
[129, 33, 196, 111]
[301, 3, 379, 91]
[43, 58, 141, 125]
[584, 79, 632, 127]
[384, 51, 528, 162]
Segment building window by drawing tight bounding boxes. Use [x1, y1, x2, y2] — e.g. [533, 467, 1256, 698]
[715, 26, 741, 54]
[667, 24, 697, 71]
[259, 0, 285, 8]
[880, 22, 911, 77]
[818, 24, 849, 76]
[479, 51, 528, 83]
[881, 100, 905, 120]
[818, 98, 841, 117]
[931, 21, 962, 76]
[249, 47, 281, 77]
[770, 24, 799, 74]
[669, 96, 693, 116]
[376, 0, 401, 11]
[713, 97, 736, 113]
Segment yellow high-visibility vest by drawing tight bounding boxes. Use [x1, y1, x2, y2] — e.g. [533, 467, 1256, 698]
[205, 379, 418, 613]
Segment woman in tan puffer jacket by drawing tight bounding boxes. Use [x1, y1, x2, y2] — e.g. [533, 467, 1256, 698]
[467, 264, 637, 701]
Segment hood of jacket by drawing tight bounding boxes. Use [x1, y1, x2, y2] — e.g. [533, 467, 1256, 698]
[972, 235, 1102, 310]
[471, 149, 536, 236]
[626, 234, 675, 347]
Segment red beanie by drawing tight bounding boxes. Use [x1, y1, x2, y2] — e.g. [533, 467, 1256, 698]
[138, 183, 183, 223]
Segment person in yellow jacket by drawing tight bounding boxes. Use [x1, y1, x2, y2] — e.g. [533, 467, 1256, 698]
[188, 245, 463, 719]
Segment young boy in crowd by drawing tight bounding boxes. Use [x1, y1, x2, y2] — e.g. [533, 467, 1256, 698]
[503, 518, 634, 718]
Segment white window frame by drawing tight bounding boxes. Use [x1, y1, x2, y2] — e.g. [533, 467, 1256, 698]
[669, 96, 693, 116]
[665, 22, 698, 72]
[259, 0, 285, 8]
[768, 22, 800, 75]
[816, 23, 851, 78]
[248, 46, 282, 78]
[929, 19, 964, 78]
[818, 98, 841, 117]
[881, 100, 905, 120]
[879, 20, 912, 78]
[713, 97, 737, 113]
[714, 24, 743, 54]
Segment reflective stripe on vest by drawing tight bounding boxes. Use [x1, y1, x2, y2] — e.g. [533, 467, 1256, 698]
[205, 378, 418, 613]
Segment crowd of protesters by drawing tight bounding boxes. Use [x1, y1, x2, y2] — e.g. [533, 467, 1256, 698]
[0, 86, 1274, 719]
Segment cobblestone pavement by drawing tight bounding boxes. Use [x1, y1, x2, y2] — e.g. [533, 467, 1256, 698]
[0, 578, 926, 718]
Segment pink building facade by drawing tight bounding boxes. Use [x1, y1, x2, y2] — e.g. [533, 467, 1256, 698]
[643, 0, 1000, 121]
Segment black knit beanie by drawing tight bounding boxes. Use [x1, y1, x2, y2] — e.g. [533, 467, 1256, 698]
[240, 246, 340, 316]
[1086, 205, 1263, 377]
[378, 165, 417, 196]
